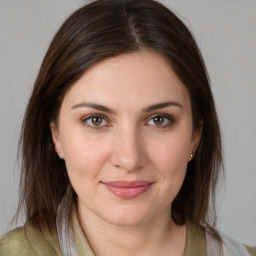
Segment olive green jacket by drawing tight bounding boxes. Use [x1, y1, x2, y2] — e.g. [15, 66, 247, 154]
[1, 220, 255, 256]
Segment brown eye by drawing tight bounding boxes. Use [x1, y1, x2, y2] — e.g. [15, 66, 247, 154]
[91, 116, 103, 126]
[83, 115, 108, 129]
[153, 116, 164, 125]
[147, 114, 174, 127]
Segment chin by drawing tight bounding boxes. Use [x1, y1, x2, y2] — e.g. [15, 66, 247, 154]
[99, 206, 154, 227]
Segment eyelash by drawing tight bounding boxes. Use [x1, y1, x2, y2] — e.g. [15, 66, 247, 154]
[146, 114, 175, 128]
[82, 114, 109, 130]
[81, 114, 175, 130]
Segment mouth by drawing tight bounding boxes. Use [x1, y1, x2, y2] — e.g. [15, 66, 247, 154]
[101, 180, 154, 199]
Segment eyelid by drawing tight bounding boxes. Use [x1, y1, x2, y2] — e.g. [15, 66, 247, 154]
[145, 113, 175, 127]
[81, 113, 105, 121]
[80, 113, 175, 130]
[81, 114, 110, 129]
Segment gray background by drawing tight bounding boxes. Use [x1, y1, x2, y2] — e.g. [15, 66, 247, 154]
[0, 0, 255, 245]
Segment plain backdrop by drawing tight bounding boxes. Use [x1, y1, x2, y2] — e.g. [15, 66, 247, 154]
[0, 0, 255, 245]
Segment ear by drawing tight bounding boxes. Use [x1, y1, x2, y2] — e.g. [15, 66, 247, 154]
[189, 120, 203, 161]
[50, 121, 64, 159]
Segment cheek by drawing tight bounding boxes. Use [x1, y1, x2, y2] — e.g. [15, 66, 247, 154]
[60, 128, 111, 180]
[147, 132, 191, 195]
[61, 136, 112, 201]
[149, 132, 191, 171]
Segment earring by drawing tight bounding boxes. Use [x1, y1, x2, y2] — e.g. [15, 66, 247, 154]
[190, 151, 195, 159]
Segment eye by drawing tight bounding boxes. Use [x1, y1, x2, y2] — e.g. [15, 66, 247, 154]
[147, 114, 174, 127]
[83, 114, 108, 129]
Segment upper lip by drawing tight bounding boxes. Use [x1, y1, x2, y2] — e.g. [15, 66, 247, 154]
[102, 180, 154, 188]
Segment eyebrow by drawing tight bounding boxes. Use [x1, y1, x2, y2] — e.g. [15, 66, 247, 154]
[71, 101, 183, 114]
[71, 102, 117, 114]
[142, 101, 183, 112]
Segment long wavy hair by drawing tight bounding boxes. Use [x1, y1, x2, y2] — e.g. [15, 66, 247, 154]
[17, 0, 222, 230]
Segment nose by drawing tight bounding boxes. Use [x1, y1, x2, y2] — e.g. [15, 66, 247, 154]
[110, 127, 147, 172]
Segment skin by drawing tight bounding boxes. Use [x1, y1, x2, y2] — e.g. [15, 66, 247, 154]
[51, 50, 201, 256]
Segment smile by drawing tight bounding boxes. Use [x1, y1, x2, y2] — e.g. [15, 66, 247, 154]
[101, 180, 154, 199]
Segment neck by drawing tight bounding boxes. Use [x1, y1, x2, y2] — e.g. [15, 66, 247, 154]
[77, 207, 186, 256]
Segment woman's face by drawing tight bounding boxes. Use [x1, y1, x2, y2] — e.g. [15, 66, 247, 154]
[51, 50, 201, 227]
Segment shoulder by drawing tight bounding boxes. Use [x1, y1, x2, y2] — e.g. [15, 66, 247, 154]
[186, 221, 256, 256]
[205, 226, 256, 256]
[0, 225, 34, 256]
[245, 245, 256, 256]
[0, 222, 61, 256]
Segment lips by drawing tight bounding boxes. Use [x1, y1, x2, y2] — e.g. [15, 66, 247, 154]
[102, 180, 154, 199]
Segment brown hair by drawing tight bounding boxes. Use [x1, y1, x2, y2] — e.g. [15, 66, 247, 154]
[17, 0, 222, 230]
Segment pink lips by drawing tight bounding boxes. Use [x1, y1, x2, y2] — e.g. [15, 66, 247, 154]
[102, 180, 154, 199]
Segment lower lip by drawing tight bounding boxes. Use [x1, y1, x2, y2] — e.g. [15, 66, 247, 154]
[102, 183, 153, 199]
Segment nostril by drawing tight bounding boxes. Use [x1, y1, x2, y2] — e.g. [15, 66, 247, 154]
[114, 163, 121, 169]
[110, 131, 147, 172]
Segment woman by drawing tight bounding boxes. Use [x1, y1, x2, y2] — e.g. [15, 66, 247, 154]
[0, 0, 255, 255]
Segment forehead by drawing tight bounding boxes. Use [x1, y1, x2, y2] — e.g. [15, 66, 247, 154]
[61, 50, 191, 111]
